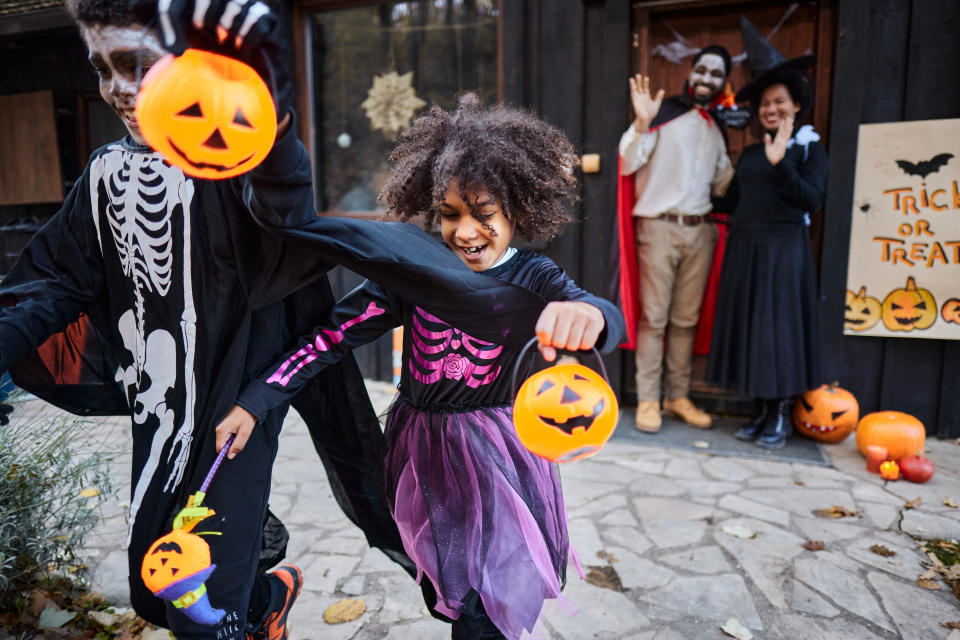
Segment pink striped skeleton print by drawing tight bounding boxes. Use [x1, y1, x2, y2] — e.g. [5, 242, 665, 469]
[409, 306, 503, 387]
[266, 301, 385, 387]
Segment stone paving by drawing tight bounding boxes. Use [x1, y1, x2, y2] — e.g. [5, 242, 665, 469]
[31, 381, 960, 639]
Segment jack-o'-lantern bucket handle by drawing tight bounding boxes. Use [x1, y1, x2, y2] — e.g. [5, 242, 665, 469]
[509, 337, 611, 396]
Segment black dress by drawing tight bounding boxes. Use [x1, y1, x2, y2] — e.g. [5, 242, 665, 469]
[706, 132, 828, 399]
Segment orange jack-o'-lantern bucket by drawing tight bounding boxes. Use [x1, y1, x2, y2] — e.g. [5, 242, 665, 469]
[135, 49, 277, 180]
[511, 338, 619, 463]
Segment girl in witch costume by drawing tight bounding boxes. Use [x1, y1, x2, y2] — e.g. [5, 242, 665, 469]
[216, 95, 625, 640]
[706, 17, 827, 450]
[0, 3, 551, 639]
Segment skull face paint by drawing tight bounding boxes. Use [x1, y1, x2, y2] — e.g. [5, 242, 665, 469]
[81, 24, 165, 145]
[687, 53, 727, 105]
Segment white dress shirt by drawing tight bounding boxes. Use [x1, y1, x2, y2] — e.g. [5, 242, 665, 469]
[619, 108, 734, 218]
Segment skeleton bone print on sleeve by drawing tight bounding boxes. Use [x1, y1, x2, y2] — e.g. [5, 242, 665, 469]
[90, 146, 198, 545]
[409, 307, 503, 387]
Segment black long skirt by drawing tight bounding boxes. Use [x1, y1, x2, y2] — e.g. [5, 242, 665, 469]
[706, 224, 822, 399]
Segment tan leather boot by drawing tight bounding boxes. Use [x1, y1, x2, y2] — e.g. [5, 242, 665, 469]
[634, 400, 663, 433]
[663, 397, 712, 428]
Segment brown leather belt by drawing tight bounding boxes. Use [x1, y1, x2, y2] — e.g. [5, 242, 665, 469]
[659, 212, 706, 226]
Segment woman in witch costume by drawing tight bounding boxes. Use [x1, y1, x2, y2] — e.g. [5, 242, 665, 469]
[706, 17, 827, 450]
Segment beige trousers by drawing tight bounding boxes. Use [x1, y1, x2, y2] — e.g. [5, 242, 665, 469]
[634, 217, 718, 402]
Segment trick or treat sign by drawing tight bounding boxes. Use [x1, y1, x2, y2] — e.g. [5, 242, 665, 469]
[845, 118, 960, 340]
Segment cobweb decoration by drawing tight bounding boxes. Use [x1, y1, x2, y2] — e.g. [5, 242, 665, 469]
[360, 71, 427, 140]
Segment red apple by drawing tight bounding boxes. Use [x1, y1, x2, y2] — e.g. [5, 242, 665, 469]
[899, 454, 935, 483]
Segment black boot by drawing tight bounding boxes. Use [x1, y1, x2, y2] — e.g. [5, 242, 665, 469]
[755, 398, 792, 450]
[735, 399, 769, 441]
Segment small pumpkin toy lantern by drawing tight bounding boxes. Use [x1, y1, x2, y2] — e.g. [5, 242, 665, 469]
[512, 338, 618, 463]
[879, 460, 900, 481]
[941, 298, 960, 325]
[844, 287, 881, 332]
[136, 49, 277, 180]
[793, 383, 859, 443]
[856, 411, 925, 462]
[881, 277, 937, 332]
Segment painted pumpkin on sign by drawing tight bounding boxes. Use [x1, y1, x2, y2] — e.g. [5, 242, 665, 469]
[141, 527, 212, 594]
[513, 363, 618, 463]
[135, 49, 277, 180]
[881, 277, 936, 331]
[941, 298, 960, 324]
[844, 287, 881, 331]
[793, 383, 859, 443]
[855, 411, 925, 462]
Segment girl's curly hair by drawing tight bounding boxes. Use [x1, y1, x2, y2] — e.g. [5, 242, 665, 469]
[380, 93, 579, 242]
[65, 0, 137, 26]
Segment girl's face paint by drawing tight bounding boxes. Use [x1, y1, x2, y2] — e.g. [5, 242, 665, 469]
[758, 82, 801, 132]
[439, 179, 515, 272]
[81, 24, 165, 145]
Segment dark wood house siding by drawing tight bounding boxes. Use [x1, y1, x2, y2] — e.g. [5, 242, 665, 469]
[819, 0, 960, 437]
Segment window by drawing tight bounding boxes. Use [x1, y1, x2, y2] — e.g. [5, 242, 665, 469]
[307, 1, 500, 216]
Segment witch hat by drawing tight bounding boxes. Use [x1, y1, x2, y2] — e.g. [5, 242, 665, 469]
[735, 15, 815, 105]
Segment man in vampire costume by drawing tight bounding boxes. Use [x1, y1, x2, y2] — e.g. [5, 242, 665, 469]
[0, 2, 548, 639]
[618, 46, 735, 433]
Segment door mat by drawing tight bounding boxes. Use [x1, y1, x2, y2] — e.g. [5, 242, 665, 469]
[611, 410, 832, 466]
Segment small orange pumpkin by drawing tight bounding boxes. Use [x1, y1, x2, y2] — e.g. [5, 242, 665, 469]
[513, 362, 618, 463]
[855, 411, 925, 462]
[136, 49, 277, 180]
[141, 527, 212, 594]
[881, 277, 937, 331]
[941, 298, 960, 324]
[793, 383, 859, 443]
[879, 460, 900, 481]
[844, 287, 881, 332]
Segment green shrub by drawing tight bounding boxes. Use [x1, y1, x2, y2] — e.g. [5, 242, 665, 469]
[0, 396, 113, 612]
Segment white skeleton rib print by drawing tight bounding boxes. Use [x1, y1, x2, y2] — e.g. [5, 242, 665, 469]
[90, 146, 198, 545]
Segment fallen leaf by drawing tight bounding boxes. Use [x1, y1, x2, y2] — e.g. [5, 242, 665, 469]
[139, 627, 175, 640]
[904, 497, 922, 509]
[584, 565, 623, 591]
[919, 568, 939, 580]
[323, 598, 366, 624]
[811, 505, 860, 518]
[944, 497, 958, 508]
[38, 608, 77, 629]
[691, 440, 710, 449]
[946, 629, 960, 640]
[869, 544, 896, 557]
[596, 550, 619, 563]
[802, 540, 825, 551]
[721, 523, 756, 539]
[917, 578, 941, 590]
[720, 617, 754, 640]
[793, 480, 806, 486]
[79, 488, 100, 498]
[942, 621, 960, 630]
[86, 611, 118, 628]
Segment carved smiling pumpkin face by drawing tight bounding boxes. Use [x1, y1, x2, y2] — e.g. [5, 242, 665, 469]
[513, 363, 618, 463]
[941, 298, 960, 324]
[141, 527, 212, 594]
[792, 383, 859, 443]
[136, 49, 277, 180]
[844, 287, 881, 332]
[881, 277, 936, 331]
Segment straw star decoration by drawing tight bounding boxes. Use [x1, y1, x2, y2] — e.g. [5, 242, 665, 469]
[360, 71, 426, 139]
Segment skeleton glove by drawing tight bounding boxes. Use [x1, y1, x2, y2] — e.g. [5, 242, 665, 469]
[129, 0, 293, 119]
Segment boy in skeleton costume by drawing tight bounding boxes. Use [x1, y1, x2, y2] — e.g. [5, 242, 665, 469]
[0, 2, 550, 639]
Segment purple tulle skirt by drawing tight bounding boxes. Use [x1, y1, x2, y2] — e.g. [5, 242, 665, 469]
[383, 399, 569, 639]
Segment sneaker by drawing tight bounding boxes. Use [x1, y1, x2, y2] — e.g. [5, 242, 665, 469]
[634, 400, 662, 433]
[248, 565, 303, 640]
[663, 397, 712, 429]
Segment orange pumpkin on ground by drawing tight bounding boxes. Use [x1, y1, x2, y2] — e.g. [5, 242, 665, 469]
[881, 277, 936, 331]
[136, 49, 277, 180]
[844, 287, 881, 332]
[793, 383, 859, 443]
[513, 362, 618, 463]
[855, 411, 925, 462]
